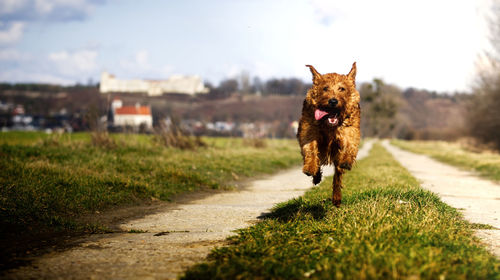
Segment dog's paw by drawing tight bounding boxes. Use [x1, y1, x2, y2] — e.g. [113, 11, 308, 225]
[312, 170, 322, 185]
[340, 162, 352, 170]
[332, 198, 342, 207]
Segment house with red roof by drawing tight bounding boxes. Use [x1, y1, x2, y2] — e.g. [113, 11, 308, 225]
[110, 99, 152, 129]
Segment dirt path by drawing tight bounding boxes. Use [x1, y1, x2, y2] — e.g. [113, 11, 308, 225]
[4, 141, 374, 279]
[382, 141, 500, 258]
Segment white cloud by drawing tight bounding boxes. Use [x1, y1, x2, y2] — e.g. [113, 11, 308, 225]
[0, 0, 29, 15]
[134, 50, 149, 68]
[0, 48, 30, 61]
[0, 0, 104, 21]
[116, 50, 175, 79]
[48, 49, 98, 77]
[33, 0, 100, 21]
[119, 50, 151, 75]
[0, 0, 106, 46]
[308, 0, 357, 25]
[212, 61, 281, 83]
[251, 61, 282, 80]
[0, 68, 76, 85]
[0, 22, 25, 45]
[159, 65, 174, 78]
[224, 64, 242, 79]
[0, 47, 100, 84]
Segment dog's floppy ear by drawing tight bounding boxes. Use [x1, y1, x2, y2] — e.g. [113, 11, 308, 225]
[347, 62, 357, 81]
[305, 65, 321, 85]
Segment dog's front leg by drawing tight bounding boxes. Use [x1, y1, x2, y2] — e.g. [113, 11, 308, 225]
[301, 140, 322, 184]
[336, 126, 360, 170]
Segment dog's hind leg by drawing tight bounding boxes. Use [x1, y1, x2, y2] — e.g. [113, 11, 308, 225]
[332, 166, 344, 207]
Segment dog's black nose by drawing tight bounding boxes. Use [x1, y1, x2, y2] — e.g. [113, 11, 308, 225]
[328, 98, 338, 107]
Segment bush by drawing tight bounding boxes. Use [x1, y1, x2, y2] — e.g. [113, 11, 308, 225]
[153, 118, 206, 150]
[90, 131, 117, 149]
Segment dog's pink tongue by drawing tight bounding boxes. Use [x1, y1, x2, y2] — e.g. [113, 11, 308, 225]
[314, 109, 328, 121]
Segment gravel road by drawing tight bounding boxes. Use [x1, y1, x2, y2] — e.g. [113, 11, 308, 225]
[383, 140, 500, 258]
[4, 141, 374, 280]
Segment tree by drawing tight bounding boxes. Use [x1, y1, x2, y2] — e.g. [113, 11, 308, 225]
[467, 3, 500, 149]
[208, 79, 238, 98]
[263, 78, 308, 95]
[359, 79, 402, 138]
[239, 71, 251, 93]
[251, 77, 264, 94]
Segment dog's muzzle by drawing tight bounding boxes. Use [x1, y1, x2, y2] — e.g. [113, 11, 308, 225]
[314, 109, 339, 127]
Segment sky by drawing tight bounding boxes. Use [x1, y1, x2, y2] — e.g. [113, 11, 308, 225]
[0, 0, 493, 93]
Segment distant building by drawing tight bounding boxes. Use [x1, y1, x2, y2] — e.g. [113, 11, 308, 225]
[100, 72, 209, 96]
[111, 99, 153, 128]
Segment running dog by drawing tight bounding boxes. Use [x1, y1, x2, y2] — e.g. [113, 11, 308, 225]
[297, 63, 361, 206]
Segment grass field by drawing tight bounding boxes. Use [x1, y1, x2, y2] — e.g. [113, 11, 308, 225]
[0, 132, 301, 234]
[392, 139, 500, 182]
[182, 143, 500, 279]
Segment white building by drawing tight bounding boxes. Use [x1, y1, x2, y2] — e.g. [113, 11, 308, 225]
[100, 72, 209, 96]
[111, 99, 153, 128]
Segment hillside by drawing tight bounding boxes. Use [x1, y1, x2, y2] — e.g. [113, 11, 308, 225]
[0, 83, 468, 140]
[397, 88, 467, 140]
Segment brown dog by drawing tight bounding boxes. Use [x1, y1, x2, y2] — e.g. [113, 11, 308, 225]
[297, 63, 361, 206]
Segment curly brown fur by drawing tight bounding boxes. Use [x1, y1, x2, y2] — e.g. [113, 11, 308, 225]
[297, 62, 361, 207]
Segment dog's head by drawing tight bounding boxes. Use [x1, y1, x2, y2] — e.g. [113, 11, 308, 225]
[305, 63, 358, 127]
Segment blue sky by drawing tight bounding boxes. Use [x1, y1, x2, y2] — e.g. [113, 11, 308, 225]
[0, 0, 492, 92]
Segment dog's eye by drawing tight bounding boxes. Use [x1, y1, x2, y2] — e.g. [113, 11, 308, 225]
[323, 87, 328, 91]
[338, 87, 346, 92]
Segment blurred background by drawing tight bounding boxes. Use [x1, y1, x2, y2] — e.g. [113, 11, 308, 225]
[0, 0, 499, 147]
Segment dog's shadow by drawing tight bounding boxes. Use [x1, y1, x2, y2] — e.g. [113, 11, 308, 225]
[258, 198, 329, 222]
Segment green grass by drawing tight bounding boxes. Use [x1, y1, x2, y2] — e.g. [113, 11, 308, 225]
[392, 139, 500, 182]
[182, 143, 500, 279]
[0, 131, 91, 145]
[0, 132, 301, 234]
